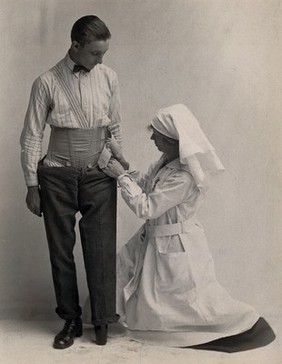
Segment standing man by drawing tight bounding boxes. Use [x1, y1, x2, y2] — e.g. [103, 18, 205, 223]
[20, 15, 127, 349]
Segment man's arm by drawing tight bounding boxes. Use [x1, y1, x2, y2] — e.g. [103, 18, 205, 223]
[106, 73, 130, 169]
[20, 77, 49, 216]
[107, 73, 122, 149]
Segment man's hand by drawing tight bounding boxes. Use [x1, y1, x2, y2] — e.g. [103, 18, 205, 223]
[105, 137, 129, 170]
[26, 186, 42, 217]
[103, 158, 126, 179]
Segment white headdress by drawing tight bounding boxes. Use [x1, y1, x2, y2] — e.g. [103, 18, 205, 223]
[151, 104, 224, 191]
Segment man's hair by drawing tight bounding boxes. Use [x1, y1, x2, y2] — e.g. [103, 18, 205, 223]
[71, 15, 111, 46]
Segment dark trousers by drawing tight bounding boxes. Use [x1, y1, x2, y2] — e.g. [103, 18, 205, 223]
[38, 164, 117, 325]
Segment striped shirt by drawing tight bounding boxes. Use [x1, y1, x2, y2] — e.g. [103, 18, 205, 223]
[20, 53, 122, 186]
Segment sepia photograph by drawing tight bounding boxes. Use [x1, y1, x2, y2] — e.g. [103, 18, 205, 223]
[0, 0, 281, 363]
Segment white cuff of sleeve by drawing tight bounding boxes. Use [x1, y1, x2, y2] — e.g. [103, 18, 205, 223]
[117, 173, 134, 187]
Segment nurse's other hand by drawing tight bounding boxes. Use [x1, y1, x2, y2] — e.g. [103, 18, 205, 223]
[103, 158, 126, 179]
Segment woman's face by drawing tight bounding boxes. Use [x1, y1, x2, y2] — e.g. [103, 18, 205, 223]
[150, 128, 173, 154]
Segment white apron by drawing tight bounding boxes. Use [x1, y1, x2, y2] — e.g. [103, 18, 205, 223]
[116, 156, 259, 347]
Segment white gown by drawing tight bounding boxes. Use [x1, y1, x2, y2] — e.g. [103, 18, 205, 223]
[116, 155, 259, 347]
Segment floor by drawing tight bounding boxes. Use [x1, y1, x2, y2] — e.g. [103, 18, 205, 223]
[1, 317, 281, 364]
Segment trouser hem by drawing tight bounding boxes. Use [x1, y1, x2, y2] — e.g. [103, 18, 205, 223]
[92, 314, 120, 326]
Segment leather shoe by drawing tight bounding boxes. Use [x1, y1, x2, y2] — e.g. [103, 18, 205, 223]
[94, 324, 108, 345]
[53, 318, 83, 349]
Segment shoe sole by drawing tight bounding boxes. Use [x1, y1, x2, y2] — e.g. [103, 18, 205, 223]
[53, 339, 74, 349]
[96, 340, 107, 346]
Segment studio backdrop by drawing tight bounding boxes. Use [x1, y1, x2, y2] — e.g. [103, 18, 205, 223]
[0, 0, 281, 321]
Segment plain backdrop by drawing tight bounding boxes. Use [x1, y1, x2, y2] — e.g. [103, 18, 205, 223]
[0, 0, 281, 325]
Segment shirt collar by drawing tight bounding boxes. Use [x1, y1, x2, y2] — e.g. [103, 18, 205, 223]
[64, 53, 102, 76]
[64, 52, 76, 73]
[64, 53, 88, 78]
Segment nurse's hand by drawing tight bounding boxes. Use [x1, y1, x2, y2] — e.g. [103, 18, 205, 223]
[103, 158, 126, 179]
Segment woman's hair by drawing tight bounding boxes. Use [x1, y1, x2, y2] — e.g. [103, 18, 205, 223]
[71, 15, 111, 46]
[148, 124, 179, 146]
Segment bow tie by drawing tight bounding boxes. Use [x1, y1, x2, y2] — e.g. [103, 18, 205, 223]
[73, 65, 90, 73]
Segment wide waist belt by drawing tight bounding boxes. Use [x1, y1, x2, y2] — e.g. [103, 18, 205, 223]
[146, 217, 201, 237]
[45, 126, 106, 168]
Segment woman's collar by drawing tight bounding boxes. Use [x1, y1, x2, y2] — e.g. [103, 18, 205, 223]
[165, 157, 190, 172]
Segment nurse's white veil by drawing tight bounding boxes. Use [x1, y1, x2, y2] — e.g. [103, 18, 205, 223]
[151, 104, 225, 192]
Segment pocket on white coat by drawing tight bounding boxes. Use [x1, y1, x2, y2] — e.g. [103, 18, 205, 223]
[154, 235, 195, 298]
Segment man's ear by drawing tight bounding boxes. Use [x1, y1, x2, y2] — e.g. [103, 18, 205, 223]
[71, 41, 81, 52]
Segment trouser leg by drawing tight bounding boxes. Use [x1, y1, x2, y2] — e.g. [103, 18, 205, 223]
[78, 167, 117, 325]
[38, 165, 82, 320]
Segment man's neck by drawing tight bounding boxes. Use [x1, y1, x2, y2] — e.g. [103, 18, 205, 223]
[68, 49, 78, 64]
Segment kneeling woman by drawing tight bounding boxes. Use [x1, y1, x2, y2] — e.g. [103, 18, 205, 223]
[104, 104, 275, 352]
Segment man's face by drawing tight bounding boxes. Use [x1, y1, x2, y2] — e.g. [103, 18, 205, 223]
[74, 38, 110, 70]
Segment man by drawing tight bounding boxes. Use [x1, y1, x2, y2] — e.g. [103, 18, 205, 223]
[20, 15, 127, 349]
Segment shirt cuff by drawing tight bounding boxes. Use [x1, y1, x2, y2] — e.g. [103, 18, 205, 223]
[25, 175, 39, 187]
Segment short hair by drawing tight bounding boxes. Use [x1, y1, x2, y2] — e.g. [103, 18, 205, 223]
[71, 15, 111, 45]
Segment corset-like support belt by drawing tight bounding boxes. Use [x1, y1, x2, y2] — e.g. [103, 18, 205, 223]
[45, 126, 106, 168]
